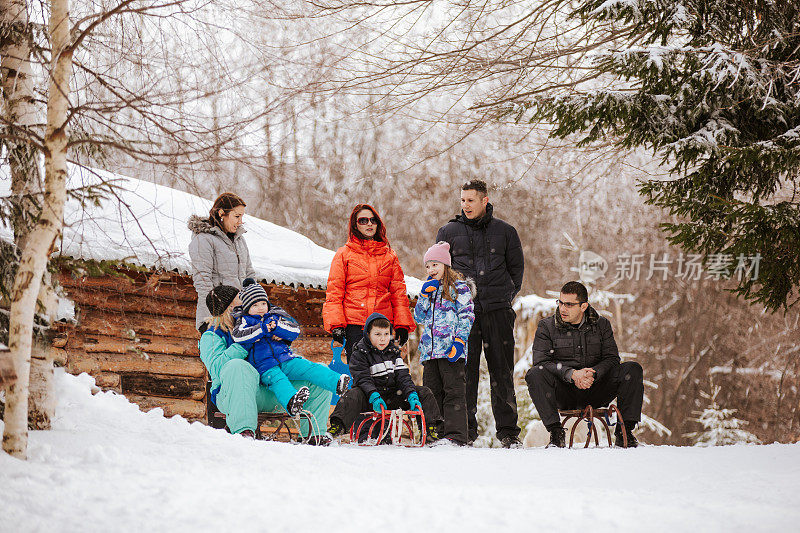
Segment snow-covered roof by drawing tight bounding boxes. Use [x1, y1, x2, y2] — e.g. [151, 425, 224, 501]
[0, 165, 422, 294]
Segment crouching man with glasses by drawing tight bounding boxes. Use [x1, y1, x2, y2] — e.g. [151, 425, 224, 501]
[525, 281, 643, 448]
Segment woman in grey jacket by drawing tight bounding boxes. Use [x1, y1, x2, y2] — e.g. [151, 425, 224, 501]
[188, 192, 256, 332]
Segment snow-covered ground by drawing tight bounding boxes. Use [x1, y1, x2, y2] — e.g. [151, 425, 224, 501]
[2, 370, 799, 532]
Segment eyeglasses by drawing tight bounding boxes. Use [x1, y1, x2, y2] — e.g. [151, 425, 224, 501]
[356, 217, 378, 225]
[557, 299, 585, 308]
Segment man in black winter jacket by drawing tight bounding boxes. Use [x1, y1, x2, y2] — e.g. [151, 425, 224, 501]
[436, 179, 524, 447]
[525, 281, 643, 448]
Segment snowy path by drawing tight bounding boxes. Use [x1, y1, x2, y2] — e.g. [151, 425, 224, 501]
[2, 371, 798, 533]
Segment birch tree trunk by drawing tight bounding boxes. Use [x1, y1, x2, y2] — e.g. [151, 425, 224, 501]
[28, 271, 57, 429]
[1, 0, 39, 226]
[1, 0, 58, 431]
[2, 0, 71, 459]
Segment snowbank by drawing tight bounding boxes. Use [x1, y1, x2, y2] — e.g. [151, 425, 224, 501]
[0, 165, 422, 294]
[513, 293, 557, 320]
[1, 370, 798, 532]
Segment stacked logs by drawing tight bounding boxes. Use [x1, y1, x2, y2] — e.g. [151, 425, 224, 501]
[55, 266, 331, 422]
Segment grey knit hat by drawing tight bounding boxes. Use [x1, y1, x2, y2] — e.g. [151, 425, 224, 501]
[206, 285, 240, 317]
[240, 278, 269, 314]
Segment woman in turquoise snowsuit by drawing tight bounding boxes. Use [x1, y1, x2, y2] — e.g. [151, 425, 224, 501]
[199, 285, 332, 441]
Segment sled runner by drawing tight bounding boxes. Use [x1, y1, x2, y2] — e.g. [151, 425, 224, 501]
[211, 405, 319, 443]
[559, 405, 628, 448]
[350, 406, 427, 447]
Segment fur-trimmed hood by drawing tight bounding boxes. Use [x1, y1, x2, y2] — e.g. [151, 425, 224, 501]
[187, 214, 246, 238]
[463, 277, 478, 299]
[188, 214, 215, 234]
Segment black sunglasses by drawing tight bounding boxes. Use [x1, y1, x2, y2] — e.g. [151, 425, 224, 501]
[357, 217, 378, 225]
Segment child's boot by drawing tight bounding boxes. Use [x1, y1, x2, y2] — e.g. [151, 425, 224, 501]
[286, 386, 310, 417]
[328, 418, 346, 438]
[302, 434, 333, 446]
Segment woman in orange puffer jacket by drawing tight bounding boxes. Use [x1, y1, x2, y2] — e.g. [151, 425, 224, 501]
[323, 204, 416, 362]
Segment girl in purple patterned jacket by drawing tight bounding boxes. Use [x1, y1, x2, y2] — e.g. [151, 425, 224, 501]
[413, 242, 475, 445]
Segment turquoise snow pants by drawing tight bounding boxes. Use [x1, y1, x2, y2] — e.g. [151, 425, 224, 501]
[260, 357, 341, 409]
[215, 358, 332, 436]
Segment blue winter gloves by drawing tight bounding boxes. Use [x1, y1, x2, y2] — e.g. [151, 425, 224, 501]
[261, 313, 300, 342]
[446, 337, 467, 362]
[419, 277, 440, 298]
[369, 392, 387, 413]
[407, 392, 422, 412]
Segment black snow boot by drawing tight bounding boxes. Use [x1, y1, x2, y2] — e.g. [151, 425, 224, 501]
[546, 424, 566, 448]
[303, 433, 333, 446]
[615, 422, 639, 448]
[426, 425, 441, 442]
[286, 386, 310, 417]
[500, 436, 523, 449]
[328, 418, 346, 438]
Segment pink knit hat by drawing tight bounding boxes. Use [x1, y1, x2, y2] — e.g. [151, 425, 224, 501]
[424, 241, 451, 266]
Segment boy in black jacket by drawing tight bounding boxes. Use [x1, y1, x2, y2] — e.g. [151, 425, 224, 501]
[328, 313, 443, 442]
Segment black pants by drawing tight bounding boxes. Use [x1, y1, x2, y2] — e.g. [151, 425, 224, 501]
[525, 362, 644, 428]
[466, 307, 520, 441]
[423, 358, 468, 444]
[343, 324, 364, 364]
[330, 385, 442, 437]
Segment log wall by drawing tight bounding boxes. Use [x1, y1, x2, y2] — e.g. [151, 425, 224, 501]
[55, 266, 332, 422]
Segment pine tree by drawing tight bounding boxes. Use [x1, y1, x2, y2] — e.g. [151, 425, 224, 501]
[686, 385, 761, 446]
[520, 0, 800, 311]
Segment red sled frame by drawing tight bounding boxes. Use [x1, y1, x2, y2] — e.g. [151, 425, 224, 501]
[349, 407, 427, 447]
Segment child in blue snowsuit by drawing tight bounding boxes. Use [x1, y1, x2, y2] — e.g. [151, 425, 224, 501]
[414, 242, 475, 445]
[232, 279, 349, 416]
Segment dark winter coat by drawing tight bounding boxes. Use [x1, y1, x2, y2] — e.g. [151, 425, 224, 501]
[349, 313, 416, 400]
[230, 305, 300, 374]
[435, 203, 524, 313]
[531, 305, 620, 383]
[188, 215, 256, 328]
